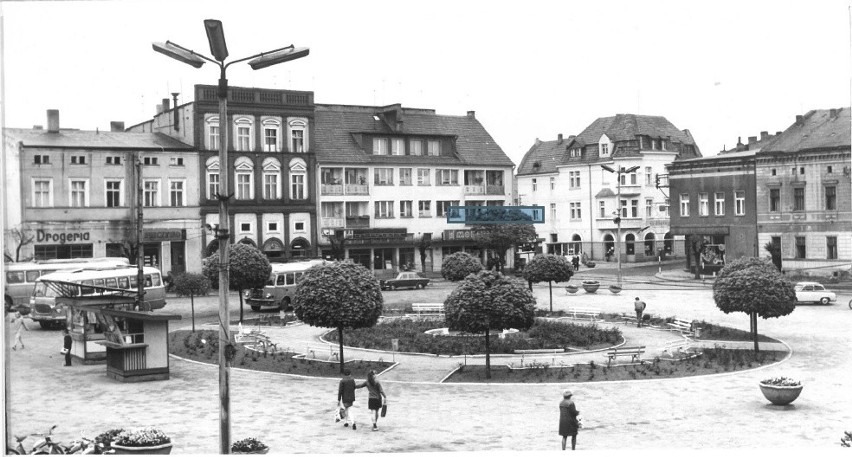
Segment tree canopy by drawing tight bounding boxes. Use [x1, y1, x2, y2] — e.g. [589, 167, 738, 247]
[473, 224, 538, 271]
[172, 272, 211, 298]
[202, 243, 271, 322]
[522, 254, 574, 312]
[441, 251, 483, 281]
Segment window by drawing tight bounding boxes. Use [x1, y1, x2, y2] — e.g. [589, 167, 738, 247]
[532, 178, 537, 192]
[550, 203, 557, 219]
[680, 194, 690, 217]
[169, 180, 185, 206]
[828, 166, 833, 173]
[68, 179, 87, 207]
[714, 192, 725, 216]
[240, 223, 252, 233]
[71, 155, 86, 165]
[569, 202, 581, 220]
[33, 179, 53, 207]
[417, 169, 431, 185]
[630, 199, 638, 218]
[769, 188, 780, 212]
[771, 168, 776, 176]
[793, 187, 805, 211]
[600, 144, 609, 156]
[599, 201, 606, 218]
[418, 201, 431, 217]
[391, 138, 404, 156]
[409, 139, 422, 156]
[550, 177, 555, 190]
[207, 157, 220, 200]
[620, 199, 628, 218]
[400, 201, 413, 218]
[630, 171, 637, 185]
[268, 222, 279, 232]
[105, 156, 119, 165]
[569, 171, 580, 188]
[207, 116, 220, 150]
[262, 157, 281, 200]
[373, 138, 388, 155]
[645, 167, 652, 186]
[294, 221, 305, 232]
[698, 193, 709, 216]
[105, 180, 122, 207]
[652, 139, 660, 150]
[795, 236, 806, 259]
[735, 191, 745, 216]
[34, 154, 51, 165]
[235, 157, 254, 200]
[143, 157, 158, 166]
[569, 148, 582, 158]
[437, 201, 460, 217]
[827, 236, 838, 260]
[289, 158, 307, 200]
[825, 186, 836, 210]
[143, 180, 159, 207]
[436, 169, 458, 185]
[799, 167, 805, 175]
[646, 198, 653, 217]
[427, 140, 440, 156]
[375, 201, 394, 218]
[234, 117, 253, 151]
[169, 157, 184, 166]
[399, 168, 412, 186]
[263, 119, 281, 152]
[287, 119, 308, 153]
[374, 168, 394, 185]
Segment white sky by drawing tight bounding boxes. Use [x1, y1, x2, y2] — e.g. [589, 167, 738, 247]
[2, 0, 850, 166]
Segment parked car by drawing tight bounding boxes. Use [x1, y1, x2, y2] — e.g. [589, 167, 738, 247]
[794, 282, 837, 305]
[380, 272, 430, 290]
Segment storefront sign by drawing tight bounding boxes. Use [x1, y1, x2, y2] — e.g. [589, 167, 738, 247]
[142, 230, 185, 242]
[36, 229, 90, 244]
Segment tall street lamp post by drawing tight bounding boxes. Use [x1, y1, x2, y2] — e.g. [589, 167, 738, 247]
[601, 164, 639, 286]
[153, 20, 308, 454]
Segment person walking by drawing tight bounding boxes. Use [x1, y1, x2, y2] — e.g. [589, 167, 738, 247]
[558, 389, 580, 450]
[356, 370, 387, 431]
[11, 311, 28, 350]
[572, 256, 580, 271]
[62, 328, 73, 366]
[337, 369, 358, 430]
[634, 297, 647, 327]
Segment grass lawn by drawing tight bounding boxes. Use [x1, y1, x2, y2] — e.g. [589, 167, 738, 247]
[446, 348, 788, 383]
[169, 329, 393, 378]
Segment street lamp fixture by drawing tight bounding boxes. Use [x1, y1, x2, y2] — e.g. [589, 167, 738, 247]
[601, 165, 640, 285]
[153, 20, 308, 454]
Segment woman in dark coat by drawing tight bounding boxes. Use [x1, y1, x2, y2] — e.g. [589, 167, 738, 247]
[558, 389, 579, 450]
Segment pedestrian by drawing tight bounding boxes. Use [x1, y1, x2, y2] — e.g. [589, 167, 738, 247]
[634, 297, 647, 327]
[605, 247, 614, 262]
[356, 369, 387, 431]
[11, 311, 28, 350]
[62, 328, 73, 366]
[572, 256, 580, 271]
[337, 368, 358, 430]
[558, 389, 580, 450]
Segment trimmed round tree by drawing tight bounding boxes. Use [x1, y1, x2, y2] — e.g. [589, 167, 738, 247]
[202, 243, 272, 324]
[712, 257, 796, 352]
[523, 254, 574, 312]
[444, 271, 536, 379]
[441, 251, 483, 281]
[293, 262, 384, 373]
[171, 272, 211, 332]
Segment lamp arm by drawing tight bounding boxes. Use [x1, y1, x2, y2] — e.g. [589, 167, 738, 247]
[164, 40, 220, 66]
[223, 45, 295, 70]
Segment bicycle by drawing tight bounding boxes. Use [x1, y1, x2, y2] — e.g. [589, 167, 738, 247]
[7, 425, 66, 454]
[64, 435, 110, 454]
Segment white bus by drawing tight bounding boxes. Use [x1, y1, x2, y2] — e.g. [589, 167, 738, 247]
[30, 265, 166, 329]
[245, 259, 326, 311]
[4, 258, 129, 312]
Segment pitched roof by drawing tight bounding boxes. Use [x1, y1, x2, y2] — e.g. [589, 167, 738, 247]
[758, 108, 851, 154]
[313, 104, 514, 167]
[516, 139, 568, 175]
[4, 128, 193, 150]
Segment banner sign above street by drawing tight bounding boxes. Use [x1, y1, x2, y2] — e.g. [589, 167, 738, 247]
[446, 206, 545, 224]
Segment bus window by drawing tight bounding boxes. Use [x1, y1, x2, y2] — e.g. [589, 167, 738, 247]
[93, 278, 105, 288]
[286, 273, 296, 286]
[118, 277, 129, 289]
[26, 271, 42, 282]
[277, 275, 287, 286]
[105, 278, 117, 288]
[6, 272, 24, 283]
[144, 275, 153, 287]
[33, 282, 47, 297]
[80, 280, 94, 296]
[129, 276, 138, 289]
[151, 273, 162, 287]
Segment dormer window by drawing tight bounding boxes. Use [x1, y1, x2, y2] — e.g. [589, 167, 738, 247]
[373, 137, 388, 155]
[569, 148, 582, 158]
[598, 134, 611, 157]
[601, 144, 609, 156]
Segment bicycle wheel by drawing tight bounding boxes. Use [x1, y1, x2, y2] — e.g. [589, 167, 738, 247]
[848, 298, 852, 310]
[6, 447, 21, 455]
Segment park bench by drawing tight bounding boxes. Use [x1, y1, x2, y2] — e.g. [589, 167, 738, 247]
[235, 330, 278, 352]
[661, 339, 693, 355]
[564, 307, 601, 321]
[411, 303, 445, 316]
[605, 345, 646, 365]
[667, 319, 694, 335]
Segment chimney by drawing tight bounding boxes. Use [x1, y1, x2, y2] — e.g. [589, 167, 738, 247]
[172, 93, 180, 131]
[162, 98, 171, 112]
[557, 133, 563, 144]
[736, 136, 743, 147]
[110, 121, 125, 132]
[760, 131, 769, 140]
[748, 136, 757, 144]
[47, 109, 60, 133]
[568, 135, 576, 140]
[467, 111, 475, 118]
[776, 131, 782, 136]
[795, 115, 804, 126]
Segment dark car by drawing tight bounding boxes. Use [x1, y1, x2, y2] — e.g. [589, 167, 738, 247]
[380, 272, 430, 290]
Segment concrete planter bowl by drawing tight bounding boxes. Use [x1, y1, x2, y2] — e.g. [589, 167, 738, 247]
[582, 281, 600, 293]
[111, 443, 173, 454]
[759, 383, 803, 405]
[608, 284, 622, 294]
[565, 285, 579, 294]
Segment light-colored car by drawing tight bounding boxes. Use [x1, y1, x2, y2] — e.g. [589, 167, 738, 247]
[794, 282, 837, 305]
[380, 272, 430, 290]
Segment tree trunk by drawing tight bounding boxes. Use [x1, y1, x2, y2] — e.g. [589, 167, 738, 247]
[752, 312, 760, 353]
[238, 288, 244, 323]
[484, 329, 491, 379]
[191, 293, 196, 332]
[548, 281, 553, 312]
[338, 327, 346, 374]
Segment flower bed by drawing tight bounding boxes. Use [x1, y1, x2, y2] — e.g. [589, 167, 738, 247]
[232, 437, 268, 454]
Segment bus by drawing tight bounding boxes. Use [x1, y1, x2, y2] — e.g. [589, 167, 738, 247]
[4, 258, 130, 312]
[245, 259, 326, 312]
[29, 265, 166, 329]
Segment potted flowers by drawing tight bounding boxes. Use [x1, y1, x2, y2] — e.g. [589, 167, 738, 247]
[581, 280, 600, 293]
[110, 427, 173, 454]
[759, 376, 803, 405]
[232, 437, 269, 454]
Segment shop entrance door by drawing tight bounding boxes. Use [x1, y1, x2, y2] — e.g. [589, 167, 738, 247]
[143, 243, 161, 270]
[170, 241, 186, 275]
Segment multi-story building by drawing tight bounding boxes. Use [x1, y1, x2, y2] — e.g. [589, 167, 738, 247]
[4, 109, 200, 273]
[128, 85, 317, 261]
[314, 104, 515, 272]
[516, 114, 701, 262]
[755, 108, 851, 275]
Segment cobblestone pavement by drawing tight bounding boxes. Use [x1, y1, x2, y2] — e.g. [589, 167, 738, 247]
[6, 281, 852, 454]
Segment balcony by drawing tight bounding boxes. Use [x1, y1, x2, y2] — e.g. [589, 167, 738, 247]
[464, 184, 505, 195]
[321, 184, 344, 196]
[321, 217, 345, 228]
[464, 185, 485, 195]
[345, 184, 369, 195]
[486, 185, 505, 195]
[346, 216, 371, 228]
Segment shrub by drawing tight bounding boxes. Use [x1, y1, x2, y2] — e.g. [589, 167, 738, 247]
[441, 252, 483, 281]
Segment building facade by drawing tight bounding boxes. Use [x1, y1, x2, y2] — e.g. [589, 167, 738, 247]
[755, 108, 851, 276]
[516, 114, 701, 262]
[128, 85, 317, 262]
[4, 110, 201, 273]
[314, 104, 515, 272]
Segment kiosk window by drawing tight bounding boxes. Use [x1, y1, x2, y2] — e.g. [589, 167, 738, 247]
[26, 271, 43, 282]
[80, 280, 94, 295]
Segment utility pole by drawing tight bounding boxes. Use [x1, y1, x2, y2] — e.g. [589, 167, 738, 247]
[135, 153, 145, 310]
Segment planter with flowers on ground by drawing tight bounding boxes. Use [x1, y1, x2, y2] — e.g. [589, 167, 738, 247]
[232, 437, 269, 454]
[110, 427, 172, 454]
[581, 281, 600, 293]
[759, 376, 803, 406]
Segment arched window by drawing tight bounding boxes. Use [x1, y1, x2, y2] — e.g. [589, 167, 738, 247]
[233, 116, 254, 152]
[625, 233, 636, 255]
[644, 232, 656, 256]
[205, 116, 220, 151]
[205, 156, 220, 200]
[234, 156, 254, 200]
[261, 118, 282, 152]
[288, 118, 308, 153]
[261, 157, 281, 200]
[289, 158, 307, 200]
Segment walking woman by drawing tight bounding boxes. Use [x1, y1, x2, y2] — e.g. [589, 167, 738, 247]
[558, 389, 580, 450]
[356, 370, 387, 431]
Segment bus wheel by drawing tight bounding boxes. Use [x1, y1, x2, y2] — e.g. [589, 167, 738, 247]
[250, 305, 260, 312]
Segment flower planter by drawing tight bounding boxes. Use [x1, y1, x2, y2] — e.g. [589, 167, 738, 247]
[565, 285, 579, 294]
[608, 285, 622, 294]
[759, 383, 803, 405]
[581, 282, 600, 293]
[233, 447, 269, 455]
[111, 443, 173, 455]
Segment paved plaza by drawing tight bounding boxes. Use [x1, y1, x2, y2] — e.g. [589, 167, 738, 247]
[6, 275, 852, 454]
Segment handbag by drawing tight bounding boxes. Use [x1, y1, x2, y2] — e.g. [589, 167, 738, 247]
[60, 348, 69, 355]
[380, 403, 387, 418]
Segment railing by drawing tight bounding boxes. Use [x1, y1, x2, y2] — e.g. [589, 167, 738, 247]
[346, 216, 370, 228]
[464, 185, 485, 194]
[486, 185, 505, 195]
[345, 184, 369, 195]
[321, 217, 345, 228]
[321, 184, 344, 195]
